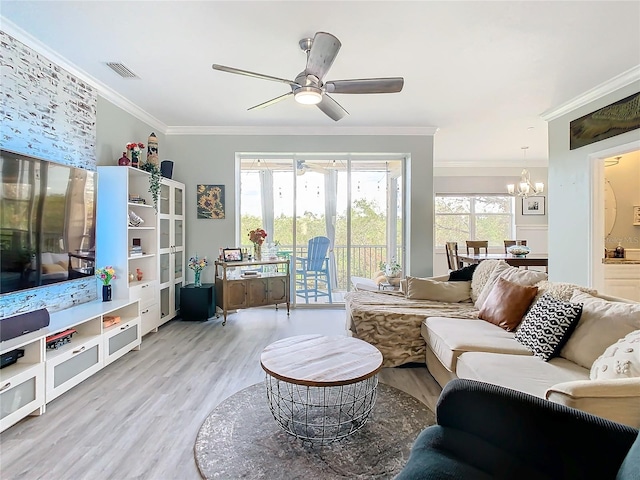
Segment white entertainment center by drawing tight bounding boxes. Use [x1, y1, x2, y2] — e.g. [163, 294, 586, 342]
[0, 298, 140, 433]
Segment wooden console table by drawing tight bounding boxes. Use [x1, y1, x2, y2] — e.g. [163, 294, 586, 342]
[214, 258, 290, 325]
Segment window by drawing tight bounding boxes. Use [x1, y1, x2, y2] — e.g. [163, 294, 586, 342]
[435, 195, 514, 247]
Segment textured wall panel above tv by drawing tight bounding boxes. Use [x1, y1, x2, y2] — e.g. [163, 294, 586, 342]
[0, 31, 97, 170]
[0, 30, 98, 318]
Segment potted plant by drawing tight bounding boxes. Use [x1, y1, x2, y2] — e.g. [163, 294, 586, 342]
[140, 161, 161, 211]
[379, 258, 402, 278]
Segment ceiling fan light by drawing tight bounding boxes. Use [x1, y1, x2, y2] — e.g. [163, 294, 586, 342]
[294, 87, 322, 105]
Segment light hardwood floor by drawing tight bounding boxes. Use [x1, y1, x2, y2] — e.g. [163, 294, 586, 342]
[0, 307, 442, 480]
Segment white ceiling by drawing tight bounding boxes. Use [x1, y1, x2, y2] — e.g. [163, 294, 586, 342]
[2, 1, 639, 165]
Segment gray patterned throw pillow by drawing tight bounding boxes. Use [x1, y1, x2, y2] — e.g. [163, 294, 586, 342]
[515, 293, 583, 361]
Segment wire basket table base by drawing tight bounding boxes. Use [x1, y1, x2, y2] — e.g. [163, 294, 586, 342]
[264, 374, 379, 445]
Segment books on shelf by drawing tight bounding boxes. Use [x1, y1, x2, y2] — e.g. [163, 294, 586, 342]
[128, 195, 146, 205]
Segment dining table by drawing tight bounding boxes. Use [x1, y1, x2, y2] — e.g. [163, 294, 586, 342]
[458, 253, 548, 272]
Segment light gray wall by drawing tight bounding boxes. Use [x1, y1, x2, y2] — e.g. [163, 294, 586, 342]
[162, 134, 435, 282]
[96, 97, 166, 167]
[547, 81, 640, 285]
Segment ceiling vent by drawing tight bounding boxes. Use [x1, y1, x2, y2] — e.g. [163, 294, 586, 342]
[105, 62, 139, 78]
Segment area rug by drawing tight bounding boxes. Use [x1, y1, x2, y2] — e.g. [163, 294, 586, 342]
[194, 382, 435, 479]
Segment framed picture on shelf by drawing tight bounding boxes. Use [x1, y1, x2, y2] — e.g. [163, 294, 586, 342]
[223, 248, 243, 262]
[522, 196, 545, 215]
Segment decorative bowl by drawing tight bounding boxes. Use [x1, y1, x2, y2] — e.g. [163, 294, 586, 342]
[507, 245, 531, 257]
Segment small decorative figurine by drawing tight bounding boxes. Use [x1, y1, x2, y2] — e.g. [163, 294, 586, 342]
[136, 268, 143, 281]
[147, 132, 159, 166]
[118, 152, 130, 166]
[128, 210, 144, 227]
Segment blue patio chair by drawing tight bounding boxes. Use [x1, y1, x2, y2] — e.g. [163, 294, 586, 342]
[295, 236, 332, 303]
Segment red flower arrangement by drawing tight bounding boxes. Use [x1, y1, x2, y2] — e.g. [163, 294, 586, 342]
[126, 142, 145, 150]
[248, 228, 268, 246]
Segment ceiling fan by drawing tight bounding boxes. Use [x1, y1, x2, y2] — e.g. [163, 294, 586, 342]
[212, 32, 404, 121]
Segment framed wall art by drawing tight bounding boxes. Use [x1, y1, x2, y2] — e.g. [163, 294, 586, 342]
[522, 196, 545, 215]
[570, 92, 640, 150]
[197, 184, 225, 219]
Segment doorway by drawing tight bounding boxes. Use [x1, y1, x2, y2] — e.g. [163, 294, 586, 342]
[239, 154, 405, 305]
[589, 142, 640, 292]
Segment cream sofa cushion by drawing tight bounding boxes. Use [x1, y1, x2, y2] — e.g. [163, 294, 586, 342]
[475, 263, 547, 309]
[590, 330, 640, 380]
[534, 280, 597, 302]
[561, 291, 640, 369]
[421, 317, 531, 372]
[470, 260, 505, 303]
[405, 277, 470, 302]
[456, 351, 588, 399]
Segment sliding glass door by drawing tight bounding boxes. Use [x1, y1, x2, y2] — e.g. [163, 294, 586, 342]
[240, 155, 404, 306]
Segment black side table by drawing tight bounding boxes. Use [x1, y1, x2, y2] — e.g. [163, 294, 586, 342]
[180, 284, 216, 321]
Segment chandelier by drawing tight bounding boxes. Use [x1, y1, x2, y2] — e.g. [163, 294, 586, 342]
[507, 147, 544, 198]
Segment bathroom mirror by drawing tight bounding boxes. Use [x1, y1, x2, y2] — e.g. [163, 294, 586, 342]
[604, 179, 617, 237]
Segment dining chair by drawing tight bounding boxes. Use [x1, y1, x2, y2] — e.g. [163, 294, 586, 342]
[445, 242, 463, 271]
[466, 240, 488, 255]
[504, 240, 527, 254]
[295, 236, 332, 304]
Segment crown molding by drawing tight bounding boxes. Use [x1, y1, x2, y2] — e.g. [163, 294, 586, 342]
[1, 18, 168, 133]
[541, 65, 640, 121]
[164, 126, 439, 136]
[434, 159, 548, 168]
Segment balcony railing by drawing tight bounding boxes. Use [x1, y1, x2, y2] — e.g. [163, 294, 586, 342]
[266, 244, 402, 292]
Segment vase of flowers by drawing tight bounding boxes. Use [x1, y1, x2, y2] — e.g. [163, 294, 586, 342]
[126, 142, 145, 168]
[189, 254, 208, 287]
[96, 266, 116, 302]
[248, 228, 268, 261]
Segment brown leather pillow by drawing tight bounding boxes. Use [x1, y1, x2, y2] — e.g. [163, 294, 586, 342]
[478, 277, 538, 331]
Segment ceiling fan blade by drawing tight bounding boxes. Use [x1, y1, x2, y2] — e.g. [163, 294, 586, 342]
[325, 78, 404, 94]
[212, 64, 298, 87]
[247, 92, 293, 111]
[305, 32, 341, 81]
[316, 94, 348, 122]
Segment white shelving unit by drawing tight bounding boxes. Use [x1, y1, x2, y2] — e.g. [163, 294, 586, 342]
[0, 298, 140, 432]
[97, 166, 160, 334]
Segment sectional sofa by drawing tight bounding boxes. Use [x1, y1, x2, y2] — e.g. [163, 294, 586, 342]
[345, 260, 640, 427]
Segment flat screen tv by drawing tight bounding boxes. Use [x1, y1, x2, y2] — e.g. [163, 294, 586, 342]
[0, 149, 96, 295]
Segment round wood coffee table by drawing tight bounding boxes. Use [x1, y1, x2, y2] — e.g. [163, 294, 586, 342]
[260, 334, 383, 444]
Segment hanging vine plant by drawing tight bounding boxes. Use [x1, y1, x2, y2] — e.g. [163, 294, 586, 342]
[139, 162, 161, 211]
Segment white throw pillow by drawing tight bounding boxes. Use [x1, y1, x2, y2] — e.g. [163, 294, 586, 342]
[474, 264, 547, 310]
[405, 276, 471, 303]
[560, 291, 640, 369]
[590, 330, 640, 380]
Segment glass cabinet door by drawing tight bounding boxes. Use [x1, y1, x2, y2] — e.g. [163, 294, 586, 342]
[160, 218, 170, 249]
[174, 186, 183, 216]
[175, 219, 183, 248]
[160, 252, 170, 284]
[160, 183, 170, 215]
